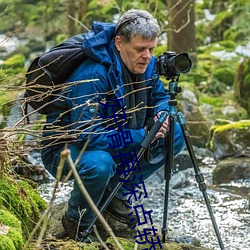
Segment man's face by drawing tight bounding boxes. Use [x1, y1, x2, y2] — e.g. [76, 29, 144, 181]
[115, 35, 157, 74]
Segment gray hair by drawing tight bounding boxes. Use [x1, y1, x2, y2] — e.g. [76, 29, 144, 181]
[115, 9, 161, 43]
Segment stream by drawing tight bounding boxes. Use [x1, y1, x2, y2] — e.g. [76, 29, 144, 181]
[38, 155, 250, 250]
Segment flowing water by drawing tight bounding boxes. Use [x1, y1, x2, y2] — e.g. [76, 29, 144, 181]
[142, 157, 250, 250]
[38, 156, 250, 250]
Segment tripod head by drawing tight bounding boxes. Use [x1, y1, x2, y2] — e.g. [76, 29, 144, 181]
[168, 76, 182, 100]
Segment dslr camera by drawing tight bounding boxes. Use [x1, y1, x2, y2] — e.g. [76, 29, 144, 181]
[156, 51, 192, 79]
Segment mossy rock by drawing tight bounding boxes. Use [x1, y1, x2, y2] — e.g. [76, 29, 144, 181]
[209, 120, 250, 160]
[0, 174, 47, 239]
[0, 209, 24, 250]
[107, 237, 211, 250]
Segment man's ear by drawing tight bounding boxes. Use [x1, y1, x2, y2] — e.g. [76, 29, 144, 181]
[115, 36, 122, 51]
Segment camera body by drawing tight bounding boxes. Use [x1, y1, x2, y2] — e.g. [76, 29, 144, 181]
[156, 51, 192, 79]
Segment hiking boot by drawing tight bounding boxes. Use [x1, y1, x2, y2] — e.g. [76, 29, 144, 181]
[61, 213, 97, 243]
[105, 196, 138, 225]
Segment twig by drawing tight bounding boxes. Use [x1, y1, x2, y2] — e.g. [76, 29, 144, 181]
[22, 154, 65, 249]
[61, 148, 124, 250]
[93, 225, 109, 250]
[68, 14, 89, 31]
[134, 241, 138, 250]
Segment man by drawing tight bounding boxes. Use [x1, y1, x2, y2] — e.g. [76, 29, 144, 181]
[41, 9, 185, 241]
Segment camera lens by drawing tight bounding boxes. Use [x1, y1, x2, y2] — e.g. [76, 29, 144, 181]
[174, 53, 192, 73]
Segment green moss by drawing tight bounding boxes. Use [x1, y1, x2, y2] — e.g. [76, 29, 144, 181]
[199, 95, 224, 107]
[209, 120, 250, 150]
[235, 57, 250, 115]
[1, 54, 25, 69]
[213, 120, 250, 133]
[213, 67, 235, 86]
[0, 175, 47, 239]
[0, 209, 24, 249]
[106, 237, 207, 250]
[0, 54, 26, 87]
[0, 235, 16, 250]
[217, 40, 237, 51]
[0, 209, 21, 229]
[7, 228, 24, 249]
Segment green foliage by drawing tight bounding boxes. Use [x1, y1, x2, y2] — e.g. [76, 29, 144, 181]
[196, 0, 250, 47]
[192, 40, 241, 95]
[210, 11, 233, 41]
[199, 95, 224, 107]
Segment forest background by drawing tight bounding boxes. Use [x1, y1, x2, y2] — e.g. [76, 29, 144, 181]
[0, 0, 250, 125]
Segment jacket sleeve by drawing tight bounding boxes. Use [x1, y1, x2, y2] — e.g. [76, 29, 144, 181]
[65, 60, 146, 154]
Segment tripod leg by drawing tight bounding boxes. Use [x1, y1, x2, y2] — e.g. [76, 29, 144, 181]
[162, 114, 175, 243]
[177, 112, 225, 250]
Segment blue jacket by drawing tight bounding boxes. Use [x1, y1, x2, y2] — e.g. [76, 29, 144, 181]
[44, 21, 170, 154]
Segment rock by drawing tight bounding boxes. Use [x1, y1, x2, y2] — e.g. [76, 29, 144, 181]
[181, 89, 199, 105]
[179, 100, 211, 148]
[209, 120, 250, 160]
[170, 168, 193, 189]
[213, 157, 250, 184]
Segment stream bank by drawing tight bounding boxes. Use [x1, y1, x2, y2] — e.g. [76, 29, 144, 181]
[38, 152, 250, 250]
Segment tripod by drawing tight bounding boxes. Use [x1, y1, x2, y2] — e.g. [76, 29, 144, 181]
[82, 77, 225, 250]
[162, 77, 225, 249]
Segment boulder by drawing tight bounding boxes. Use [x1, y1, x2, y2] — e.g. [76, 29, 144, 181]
[209, 119, 250, 184]
[213, 157, 250, 184]
[209, 119, 250, 160]
[179, 100, 211, 148]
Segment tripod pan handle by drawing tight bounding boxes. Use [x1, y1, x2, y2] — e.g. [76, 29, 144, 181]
[140, 111, 168, 149]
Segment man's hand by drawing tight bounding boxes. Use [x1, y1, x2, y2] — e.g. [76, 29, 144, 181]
[154, 111, 169, 139]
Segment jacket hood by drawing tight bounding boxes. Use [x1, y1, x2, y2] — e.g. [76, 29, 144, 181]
[82, 21, 116, 65]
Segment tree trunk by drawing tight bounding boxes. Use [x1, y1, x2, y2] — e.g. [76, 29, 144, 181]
[67, 0, 76, 36]
[167, 0, 196, 63]
[78, 0, 88, 20]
